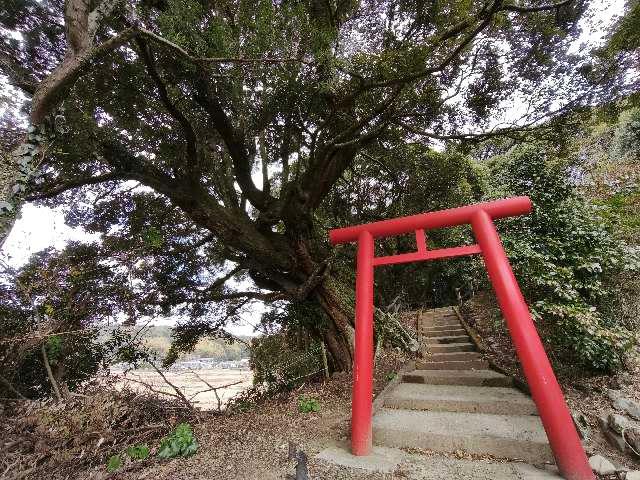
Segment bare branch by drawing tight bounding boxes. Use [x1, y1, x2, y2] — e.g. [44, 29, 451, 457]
[41, 344, 63, 401]
[26, 172, 125, 200]
[201, 266, 245, 293]
[136, 38, 199, 169]
[0, 52, 38, 95]
[64, 0, 91, 53]
[147, 361, 199, 415]
[0, 374, 27, 400]
[31, 27, 138, 124]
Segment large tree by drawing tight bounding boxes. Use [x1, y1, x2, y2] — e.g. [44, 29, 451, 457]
[0, 0, 634, 370]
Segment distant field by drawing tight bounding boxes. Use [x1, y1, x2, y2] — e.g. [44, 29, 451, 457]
[116, 368, 253, 411]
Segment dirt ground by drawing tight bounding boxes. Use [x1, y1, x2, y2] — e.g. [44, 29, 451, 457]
[0, 349, 409, 480]
[115, 350, 409, 480]
[462, 293, 640, 473]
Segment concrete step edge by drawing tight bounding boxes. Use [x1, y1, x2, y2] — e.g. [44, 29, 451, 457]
[425, 344, 476, 353]
[423, 352, 483, 360]
[384, 385, 537, 415]
[422, 324, 464, 331]
[422, 329, 467, 337]
[372, 408, 553, 464]
[424, 336, 470, 344]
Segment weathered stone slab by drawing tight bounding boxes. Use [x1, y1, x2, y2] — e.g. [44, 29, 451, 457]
[588, 455, 616, 475]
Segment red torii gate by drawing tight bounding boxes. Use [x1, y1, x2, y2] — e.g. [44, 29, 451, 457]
[328, 197, 594, 480]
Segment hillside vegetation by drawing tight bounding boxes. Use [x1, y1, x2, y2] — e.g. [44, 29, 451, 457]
[140, 326, 248, 362]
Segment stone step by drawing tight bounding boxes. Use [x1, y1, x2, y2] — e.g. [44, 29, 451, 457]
[421, 318, 460, 327]
[434, 313, 459, 320]
[316, 445, 559, 479]
[424, 335, 470, 344]
[425, 343, 476, 354]
[421, 351, 483, 362]
[373, 408, 553, 464]
[416, 359, 489, 370]
[403, 369, 513, 387]
[427, 307, 456, 315]
[421, 328, 467, 337]
[422, 324, 464, 332]
[429, 310, 457, 316]
[384, 383, 538, 415]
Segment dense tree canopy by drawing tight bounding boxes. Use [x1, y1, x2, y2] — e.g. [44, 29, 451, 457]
[1, 0, 637, 370]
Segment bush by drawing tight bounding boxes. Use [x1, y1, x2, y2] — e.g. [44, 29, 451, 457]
[250, 333, 323, 390]
[106, 455, 122, 472]
[126, 444, 150, 460]
[486, 143, 638, 372]
[298, 396, 320, 413]
[612, 107, 640, 162]
[157, 423, 199, 459]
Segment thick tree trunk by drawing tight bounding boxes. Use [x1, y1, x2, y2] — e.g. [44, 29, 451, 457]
[314, 280, 356, 372]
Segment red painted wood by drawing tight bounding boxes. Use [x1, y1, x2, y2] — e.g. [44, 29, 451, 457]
[372, 244, 481, 266]
[351, 230, 374, 456]
[329, 196, 594, 479]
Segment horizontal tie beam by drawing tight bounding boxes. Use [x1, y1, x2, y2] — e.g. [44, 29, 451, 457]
[372, 244, 481, 266]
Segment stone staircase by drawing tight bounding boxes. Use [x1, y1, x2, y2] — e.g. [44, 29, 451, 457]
[372, 306, 555, 466]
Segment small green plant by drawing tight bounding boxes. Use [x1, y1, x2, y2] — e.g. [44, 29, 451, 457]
[386, 372, 397, 381]
[232, 398, 254, 413]
[298, 396, 320, 413]
[157, 423, 199, 459]
[106, 454, 122, 472]
[126, 444, 150, 460]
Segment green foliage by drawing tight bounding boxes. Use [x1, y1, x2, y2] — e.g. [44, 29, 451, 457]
[486, 143, 638, 371]
[157, 423, 199, 459]
[106, 443, 150, 472]
[126, 444, 150, 460]
[106, 455, 122, 473]
[45, 335, 63, 364]
[611, 107, 640, 162]
[298, 396, 320, 413]
[326, 146, 485, 309]
[2, 0, 636, 377]
[607, 0, 640, 53]
[250, 331, 323, 391]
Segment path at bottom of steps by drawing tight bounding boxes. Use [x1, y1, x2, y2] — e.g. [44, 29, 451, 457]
[317, 443, 559, 479]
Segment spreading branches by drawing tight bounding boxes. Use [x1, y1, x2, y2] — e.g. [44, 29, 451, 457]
[501, 0, 573, 13]
[135, 38, 199, 170]
[192, 75, 270, 210]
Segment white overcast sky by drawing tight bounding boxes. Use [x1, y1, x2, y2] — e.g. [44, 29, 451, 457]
[0, 0, 626, 334]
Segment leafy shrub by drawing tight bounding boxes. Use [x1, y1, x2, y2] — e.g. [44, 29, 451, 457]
[126, 444, 150, 460]
[157, 423, 199, 459]
[298, 396, 320, 413]
[612, 107, 640, 162]
[486, 143, 638, 372]
[251, 333, 323, 390]
[251, 301, 327, 390]
[106, 455, 122, 472]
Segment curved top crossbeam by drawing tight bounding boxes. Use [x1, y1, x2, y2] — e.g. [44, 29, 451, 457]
[329, 196, 532, 244]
